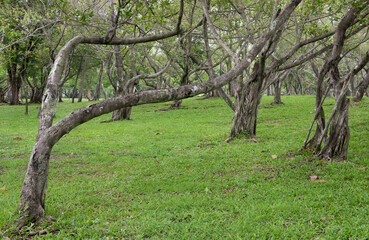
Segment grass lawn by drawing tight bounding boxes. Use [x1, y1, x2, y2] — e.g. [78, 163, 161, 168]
[1, 95, 369, 239]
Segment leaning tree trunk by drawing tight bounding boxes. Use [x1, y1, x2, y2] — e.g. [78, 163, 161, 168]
[303, 61, 328, 151]
[305, 6, 367, 160]
[353, 70, 369, 102]
[17, 135, 53, 227]
[318, 90, 350, 159]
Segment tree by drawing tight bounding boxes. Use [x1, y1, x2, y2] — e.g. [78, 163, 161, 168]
[15, 0, 302, 228]
[303, 2, 369, 160]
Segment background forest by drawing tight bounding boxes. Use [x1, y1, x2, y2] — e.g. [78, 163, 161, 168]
[1, 0, 369, 238]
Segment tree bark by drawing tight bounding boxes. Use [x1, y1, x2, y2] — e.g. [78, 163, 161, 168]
[353, 70, 369, 102]
[273, 80, 283, 104]
[78, 56, 87, 102]
[8, 61, 21, 105]
[72, 57, 83, 103]
[230, 60, 264, 138]
[94, 62, 104, 101]
[304, 6, 368, 160]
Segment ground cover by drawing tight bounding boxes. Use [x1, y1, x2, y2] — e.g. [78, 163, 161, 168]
[1, 95, 369, 239]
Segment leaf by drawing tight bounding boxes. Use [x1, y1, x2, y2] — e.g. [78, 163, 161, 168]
[310, 175, 318, 181]
[362, 167, 366, 172]
[187, 170, 194, 173]
[252, 138, 258, 143]
[320, 217, 326, 221]
[0, 186, 6, 190]
[271, 155, 277, 159]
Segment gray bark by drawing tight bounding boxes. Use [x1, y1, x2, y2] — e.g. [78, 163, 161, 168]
[94, 62, 104, 101]
[78, 56, 87, 102]
[353, 70, 369, 102]
[304, 5, 369, 160]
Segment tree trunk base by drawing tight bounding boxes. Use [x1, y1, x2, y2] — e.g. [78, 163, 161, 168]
[170, 100, 182, 109]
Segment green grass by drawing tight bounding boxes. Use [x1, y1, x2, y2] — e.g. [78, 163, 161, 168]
[1, 95, 369, 239]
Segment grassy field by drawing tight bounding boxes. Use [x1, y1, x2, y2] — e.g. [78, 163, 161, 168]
[1, 95, 369, 239]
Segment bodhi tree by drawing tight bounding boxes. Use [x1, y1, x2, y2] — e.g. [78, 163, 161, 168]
[16, 0, 302, 227]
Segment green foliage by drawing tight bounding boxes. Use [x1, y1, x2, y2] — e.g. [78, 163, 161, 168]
[1, 96, 369, 238]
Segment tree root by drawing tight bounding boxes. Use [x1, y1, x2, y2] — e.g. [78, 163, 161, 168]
[12, 215, 58, 238]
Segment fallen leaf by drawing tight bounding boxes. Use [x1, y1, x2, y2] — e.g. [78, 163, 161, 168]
[0, 186, 6, 190]
[320, 217, 326, 221]
[252, 138, 258, 143]
[187, 170, 194, 173]
[156, 132, 163, 135]
[13, 137, 22, 141]
[271, 155, 278, 159]
[230, 186, 235, 190]
[310, 175, 318, 181]
[299, 195, 304, 199]
[362, 167, 366, 172]
[70, 152, 74, 156]
[224, 137, 232, 143]
[253, 158, 257, 161]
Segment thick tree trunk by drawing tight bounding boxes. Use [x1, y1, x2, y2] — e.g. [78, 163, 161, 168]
[230, 61, 264, 137]
[8, 62, 21, 105]
[318, 94, 350, 159]
[30, 87, 44, 103]
[17, 136, 53, 227]
[353, 70, 369, 102]
[272, 80, 283, 104]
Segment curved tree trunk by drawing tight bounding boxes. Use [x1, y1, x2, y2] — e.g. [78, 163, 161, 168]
[304, 6, 368, 160]
[353, 70, 369, 102]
